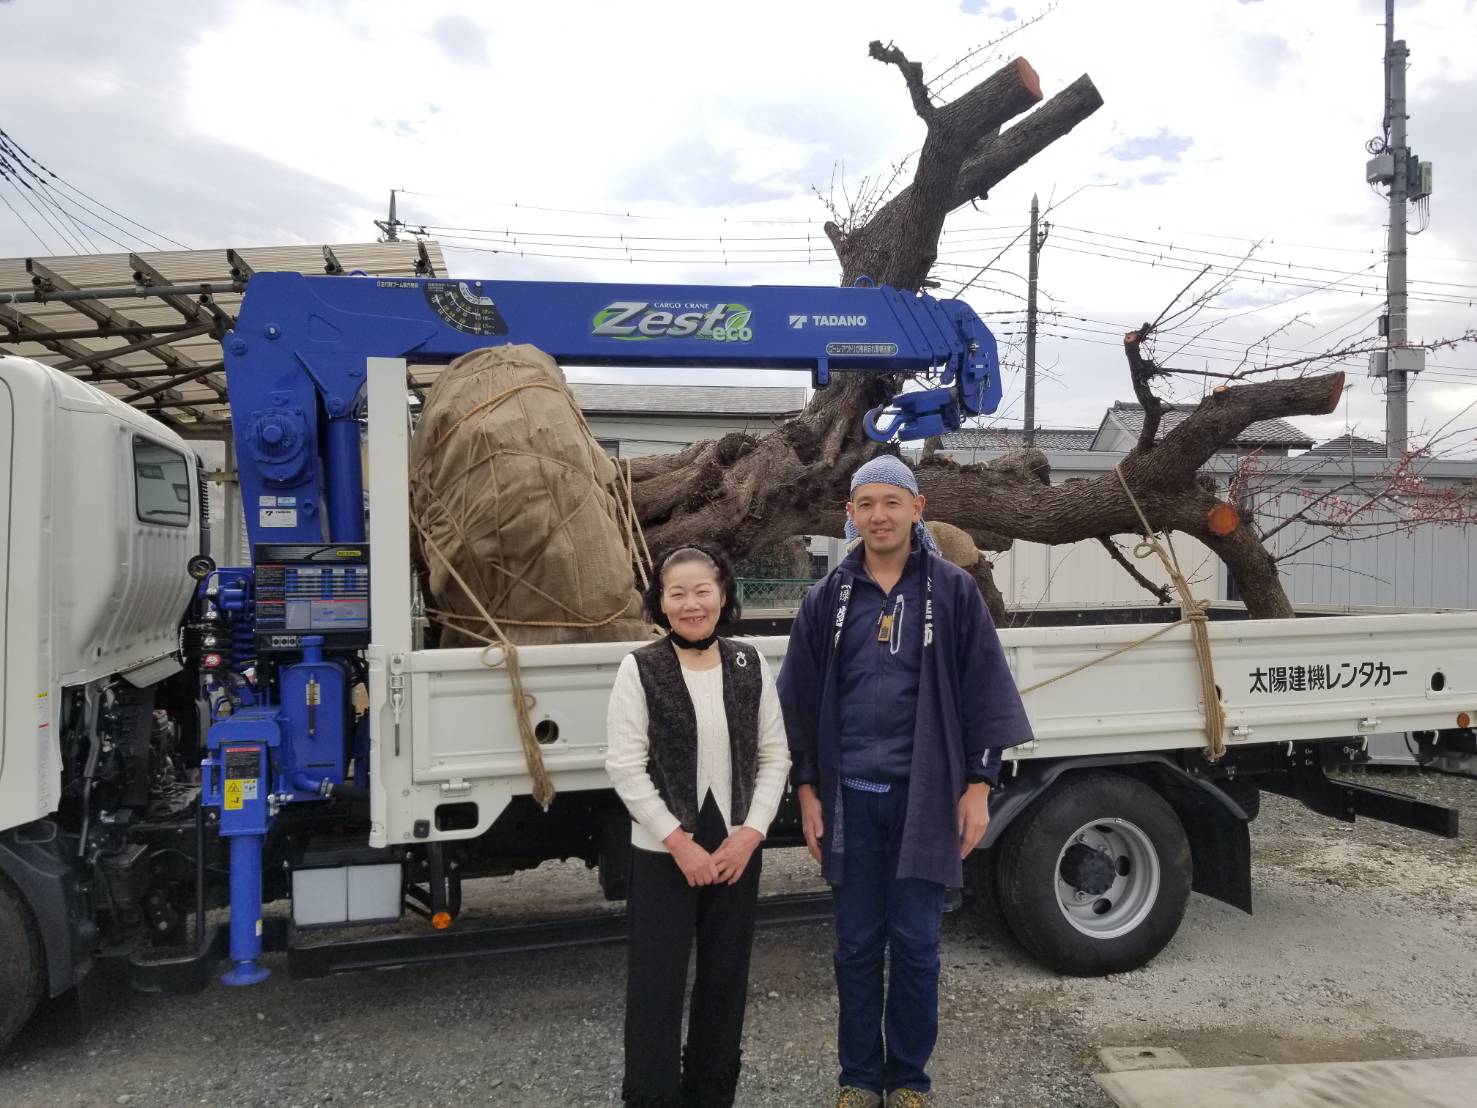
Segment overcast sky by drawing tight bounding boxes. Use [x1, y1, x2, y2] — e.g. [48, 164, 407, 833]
[1, 0, 1474, 452]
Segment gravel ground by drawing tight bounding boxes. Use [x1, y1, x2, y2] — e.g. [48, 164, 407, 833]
[2, 767, 1474, 1108]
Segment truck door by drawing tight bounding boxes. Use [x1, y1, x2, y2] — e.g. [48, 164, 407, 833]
[0, 379, 11, 778]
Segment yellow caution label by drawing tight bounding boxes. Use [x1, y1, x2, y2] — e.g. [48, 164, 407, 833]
[224, 779, 244, 811]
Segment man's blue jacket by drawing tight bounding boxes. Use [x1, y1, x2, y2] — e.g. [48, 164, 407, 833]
[779, 542, 1034, 888]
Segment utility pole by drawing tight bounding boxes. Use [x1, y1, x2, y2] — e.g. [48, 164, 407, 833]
[1024, 193, 1046, 448]
[374, 189, 401, 242]
[1367, 0, 1429, 457]
[1384, 1, 1409, 457]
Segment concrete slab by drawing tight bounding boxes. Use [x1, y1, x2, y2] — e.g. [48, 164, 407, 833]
[1096, 1056, 1477, 1108]
[1097, 1046, 1191, 1073]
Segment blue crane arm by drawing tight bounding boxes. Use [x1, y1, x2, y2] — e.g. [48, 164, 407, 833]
[223, 272, 1001, 547]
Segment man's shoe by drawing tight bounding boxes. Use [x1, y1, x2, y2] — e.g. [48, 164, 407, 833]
[885, 1091, 931, 1108]
[836, 1088, 882, 1108]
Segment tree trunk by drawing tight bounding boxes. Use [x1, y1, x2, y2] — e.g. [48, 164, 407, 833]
[627, 41, 1328, 622]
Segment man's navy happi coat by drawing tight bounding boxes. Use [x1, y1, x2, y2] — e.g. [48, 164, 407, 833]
[779, 542, 1035, 889]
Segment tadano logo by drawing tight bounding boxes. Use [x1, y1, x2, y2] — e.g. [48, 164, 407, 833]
[592, 301, 754, 342]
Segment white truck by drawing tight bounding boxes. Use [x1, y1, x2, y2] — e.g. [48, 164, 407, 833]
[1, 274, 1473, 1054]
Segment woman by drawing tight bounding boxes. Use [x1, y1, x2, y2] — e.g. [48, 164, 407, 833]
[606, 544, 791, 1108]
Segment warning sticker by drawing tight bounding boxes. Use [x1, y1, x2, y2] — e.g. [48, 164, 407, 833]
[826, 342, 899, 356]
[260, 507, 298, 528]
[224, 779, 244, 811]
[224, 746, 259, 778]
[36, 691, 49, 731]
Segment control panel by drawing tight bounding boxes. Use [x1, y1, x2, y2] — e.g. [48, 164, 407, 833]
[253, 543, 370, 651]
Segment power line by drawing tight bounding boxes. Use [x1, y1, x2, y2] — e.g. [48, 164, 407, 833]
[1060, 216, 1477, 264]
[402, 189, 824, 225]
[420, 206, 1467, 306]
[0, 126, 187, 250]
[409, 187, 1477, 261]
[432, 229, 1020, 259]
[1037, 329, 1477, 393]
[1039, 319, 1373, 371]
[0, 149, 150, 254]
[31, 173, 100, 253]
[1045, 240, 1470, 308]
[434, 235, 1026, 273]
[412, 220, 1022, 243]
[439, 242, 840, 266]
[1048, 235, 1397, 299]
[1035, 303, 1391, 365]
[0, 161, 73, 253]
[0, 178, 51, 253]
[1051, 224, 1477, 292]
[0, 147, 151, 254]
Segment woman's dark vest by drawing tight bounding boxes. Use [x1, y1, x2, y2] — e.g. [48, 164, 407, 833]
[629, 637, 762, 832]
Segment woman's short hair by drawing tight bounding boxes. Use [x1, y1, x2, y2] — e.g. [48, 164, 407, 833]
[642, 542, 743, 630]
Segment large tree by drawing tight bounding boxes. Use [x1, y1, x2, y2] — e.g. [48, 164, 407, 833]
[624, 43, 1350, 620]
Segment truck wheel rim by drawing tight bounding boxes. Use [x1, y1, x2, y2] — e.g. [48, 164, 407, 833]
[1054, 817, 1160, 940]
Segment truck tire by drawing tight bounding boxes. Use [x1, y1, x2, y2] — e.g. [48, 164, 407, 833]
[0, 874, 45, 1054]
[994, 772, 1191, 976]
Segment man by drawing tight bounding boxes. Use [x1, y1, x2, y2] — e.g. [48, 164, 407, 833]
[778, 455, 1033, 1108]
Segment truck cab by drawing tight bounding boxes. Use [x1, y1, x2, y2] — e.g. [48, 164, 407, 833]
[0, 353, 202, 1047]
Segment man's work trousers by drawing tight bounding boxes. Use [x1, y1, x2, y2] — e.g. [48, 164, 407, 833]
[831, 783, 947, 1096]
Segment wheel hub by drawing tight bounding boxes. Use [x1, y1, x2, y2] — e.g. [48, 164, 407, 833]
[1053, 817, 1163, 941]
[1059, 841, 1116, 896]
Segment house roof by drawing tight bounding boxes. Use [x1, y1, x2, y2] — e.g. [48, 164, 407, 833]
[1099, 401, 1314, 449]
[1305, 433, 1388, 457]
[939, 426, 1099, 452]
[569, 383, 806, 419]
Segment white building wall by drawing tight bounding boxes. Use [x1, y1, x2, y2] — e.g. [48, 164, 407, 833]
[941, 448, 1477, 612]
[1253, 491, 1476, 609]
[583, 413, 793, 457]
[989, 533, 1226, 610]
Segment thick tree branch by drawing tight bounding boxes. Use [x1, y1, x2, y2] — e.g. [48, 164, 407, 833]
[868, 40, 935, 121]
[950, 74, 1103, 207]
[895, 368, 1343, 620]
[1148, 373, 1345, 478]
[831, 54, 1081, 291]
[939, 57, 1041, 147]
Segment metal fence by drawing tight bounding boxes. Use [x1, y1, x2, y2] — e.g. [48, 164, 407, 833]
[735, 578, 815, 610]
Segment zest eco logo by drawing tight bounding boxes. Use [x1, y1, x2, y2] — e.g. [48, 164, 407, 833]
[592, 301, 753, 342]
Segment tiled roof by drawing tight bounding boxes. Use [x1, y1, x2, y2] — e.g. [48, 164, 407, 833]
[567, 383, 806, 418]
[940, 427, 1099, 451]
[1306, 434, 1387, 457]
[1106, 401, 1314, 448]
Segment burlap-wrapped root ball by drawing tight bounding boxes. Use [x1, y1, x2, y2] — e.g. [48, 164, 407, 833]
[409, 344, 652, 647]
